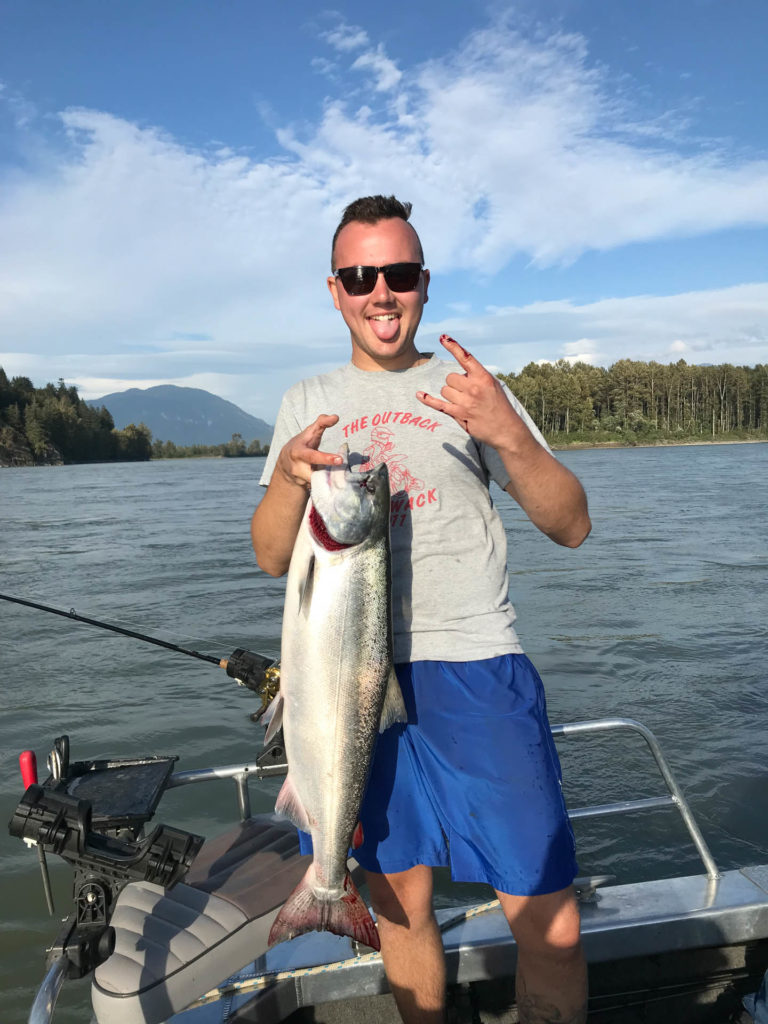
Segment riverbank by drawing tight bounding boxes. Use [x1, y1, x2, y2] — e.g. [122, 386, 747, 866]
[4, 437, 767, 466]
[551, 437, 768, 451]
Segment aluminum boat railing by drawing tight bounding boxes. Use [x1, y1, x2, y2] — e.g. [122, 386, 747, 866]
[26, 717, 719, 1024]
[169, 716, 720, 881]
[551, 718, 719, 881]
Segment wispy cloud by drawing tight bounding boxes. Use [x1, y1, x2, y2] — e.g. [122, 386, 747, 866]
[297, 22, 768, 271]
[321, 22, 369, 53]
[423, 283, 768, 371]
[1, 15, 767, 419]
[350, 46, 402, 92]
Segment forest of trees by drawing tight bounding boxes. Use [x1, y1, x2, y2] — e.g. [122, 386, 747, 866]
[499, 359, 768, 444]
[151, 434, 269, 459]
[0, 369, 270, 467]
[0, 370, 153, 466]
[3, 360, 766, 467]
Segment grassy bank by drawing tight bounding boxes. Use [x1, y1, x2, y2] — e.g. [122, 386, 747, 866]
[548, 429, 768, 451]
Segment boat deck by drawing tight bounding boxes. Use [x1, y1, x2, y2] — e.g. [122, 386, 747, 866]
[170, 866, 768, 1023]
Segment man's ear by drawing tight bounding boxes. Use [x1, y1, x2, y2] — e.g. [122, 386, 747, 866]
[327, 275, 342, 311]
[423, 268, 430, 305]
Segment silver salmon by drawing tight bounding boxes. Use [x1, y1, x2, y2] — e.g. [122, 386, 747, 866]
[266, 451, 406, 950]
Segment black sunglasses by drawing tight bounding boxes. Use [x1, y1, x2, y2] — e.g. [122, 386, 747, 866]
[334, 262, 424, 296]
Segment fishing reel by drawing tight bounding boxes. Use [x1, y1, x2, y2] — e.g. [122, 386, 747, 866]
[224, 648, 281, 721]
[222, 653, 287, 772]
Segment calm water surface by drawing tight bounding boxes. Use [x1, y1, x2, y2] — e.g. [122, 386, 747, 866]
[1, 445, 767, 1021]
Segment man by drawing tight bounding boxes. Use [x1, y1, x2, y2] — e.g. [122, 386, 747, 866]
[252, 195, 591, 1024]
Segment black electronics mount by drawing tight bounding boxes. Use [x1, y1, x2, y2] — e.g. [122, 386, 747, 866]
[8, 736, 203, 980]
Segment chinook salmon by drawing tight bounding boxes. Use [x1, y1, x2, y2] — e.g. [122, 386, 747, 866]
[266, 450, 407, 950]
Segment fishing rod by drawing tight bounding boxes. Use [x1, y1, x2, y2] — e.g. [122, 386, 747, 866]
[6, 591, 283, 921]
[0, 592, 278, 700]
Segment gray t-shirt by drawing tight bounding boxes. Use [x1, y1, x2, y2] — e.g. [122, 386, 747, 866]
[260, 355, 549, 663]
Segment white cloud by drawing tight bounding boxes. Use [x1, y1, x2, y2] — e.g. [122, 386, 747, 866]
[72, 372, 274, 410]
[5, 282, 765, 420]
[422, 283, 768, 374]
[293, 22, 768, 273]
[311, 57, 338, 78]
[321, 23, 369, 52]
[350, 46, 402, 92]
[1, 16, 767, 421]
[561, 340, 600, 365]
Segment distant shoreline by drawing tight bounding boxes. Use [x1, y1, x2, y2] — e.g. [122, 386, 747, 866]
[551, 438, 768, 451]
[4, 438, 766, 468]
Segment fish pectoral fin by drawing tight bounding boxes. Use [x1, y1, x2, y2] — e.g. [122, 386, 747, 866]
[298, 554, 315, 616]
[262, 691, 284, 746]
[379, 666, 408, 732]
[275, 774, 312, 832]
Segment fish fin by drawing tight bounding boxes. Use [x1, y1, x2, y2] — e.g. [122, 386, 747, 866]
[275, 774, 312, 832]
[379, 666, 408, 732]
[268, 867, 380, 951]
[262, 691, 284, 746]
[352, 822, 364, 849]
[298, 553, 315, 615]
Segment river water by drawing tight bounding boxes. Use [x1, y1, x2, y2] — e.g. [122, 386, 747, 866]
[1, 445, 767, 1022]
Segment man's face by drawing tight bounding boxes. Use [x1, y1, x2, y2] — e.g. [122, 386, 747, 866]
[328, 217, 429, 372]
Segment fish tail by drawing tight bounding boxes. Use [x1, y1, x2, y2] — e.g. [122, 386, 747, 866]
[268, 867, 380, 951]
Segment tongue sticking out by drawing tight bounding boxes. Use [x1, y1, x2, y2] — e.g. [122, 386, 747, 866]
[368, 314, 400, 342]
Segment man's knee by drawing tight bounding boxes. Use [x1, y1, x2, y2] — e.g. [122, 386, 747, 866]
[365, 865, 435, 930]
[498, 886, 583, 959]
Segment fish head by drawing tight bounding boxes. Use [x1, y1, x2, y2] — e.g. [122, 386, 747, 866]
[309, 449, 390, 550]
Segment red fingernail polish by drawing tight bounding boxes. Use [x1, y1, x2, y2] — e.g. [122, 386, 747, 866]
[440, 334, 469, 359]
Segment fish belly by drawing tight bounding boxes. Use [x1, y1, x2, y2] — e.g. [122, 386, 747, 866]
[281, 537, 391, 889]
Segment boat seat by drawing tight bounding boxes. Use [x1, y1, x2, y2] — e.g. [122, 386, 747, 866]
[91, 813, 312, 1024]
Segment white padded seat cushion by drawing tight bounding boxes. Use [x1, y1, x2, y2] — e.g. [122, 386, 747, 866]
[94, 880, 246, 990]
[92, 815, 310, 1024]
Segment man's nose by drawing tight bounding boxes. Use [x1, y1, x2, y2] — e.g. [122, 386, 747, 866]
[370, 270, 395, 301]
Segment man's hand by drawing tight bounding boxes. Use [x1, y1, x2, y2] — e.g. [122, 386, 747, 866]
[276, 414, 343, 488]
[416, 336, 535, 454]
[252, 413, 342, 576]
[418, 335, 591, 548]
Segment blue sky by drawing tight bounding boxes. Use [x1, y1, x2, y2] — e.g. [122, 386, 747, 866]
[1, 0, 766, 422]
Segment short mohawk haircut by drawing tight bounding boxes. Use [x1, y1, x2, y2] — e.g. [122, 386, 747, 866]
[331, 195, 423, 269]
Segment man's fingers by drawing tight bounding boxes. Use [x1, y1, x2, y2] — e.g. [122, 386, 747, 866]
[417, 389, 463, 416]
[307, 413, 339, 440]
[305, 448, 343, 466]
[416, 390, 443, 412]
[440, 334, 475, 369]
[303, 413, 341, 453]
[416, 391, 469, 431]
[443, 376, 470, 398]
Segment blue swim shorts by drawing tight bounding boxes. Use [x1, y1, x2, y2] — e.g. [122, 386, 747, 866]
[298, 654, 577, 896]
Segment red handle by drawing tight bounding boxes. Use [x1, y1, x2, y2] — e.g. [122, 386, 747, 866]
[19, 750, 38, 788]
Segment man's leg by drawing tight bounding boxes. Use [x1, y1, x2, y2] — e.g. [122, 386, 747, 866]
[496, 885, 587, 1024]
[365, 864, 446, 1024]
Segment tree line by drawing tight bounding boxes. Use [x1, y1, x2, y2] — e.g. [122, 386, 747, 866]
[0, 370, 153, 466]
[151, 434, 269, 459]
[499, 359, 768, 443]
[4, 360, 766, 467]
[0, 370, 269, 466]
